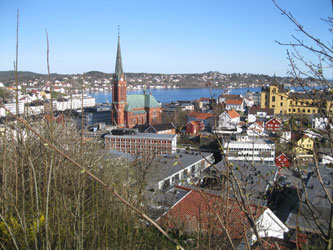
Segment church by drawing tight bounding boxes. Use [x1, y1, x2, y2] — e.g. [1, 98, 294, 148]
[111, 35, 162, 128]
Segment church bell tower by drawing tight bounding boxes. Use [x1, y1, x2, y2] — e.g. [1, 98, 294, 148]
[111, 33, 127, 127]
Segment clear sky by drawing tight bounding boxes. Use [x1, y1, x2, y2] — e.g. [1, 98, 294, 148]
[0, 0, 331, 76]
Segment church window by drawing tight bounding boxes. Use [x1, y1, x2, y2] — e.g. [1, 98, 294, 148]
[272, 96, 275, 102]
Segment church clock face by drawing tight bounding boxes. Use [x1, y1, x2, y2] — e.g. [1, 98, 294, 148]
[120, 78, 123, 81]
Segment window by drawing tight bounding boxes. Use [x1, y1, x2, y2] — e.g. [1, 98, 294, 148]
[280, 102, 283, 106]
[272, 96, 276, 102]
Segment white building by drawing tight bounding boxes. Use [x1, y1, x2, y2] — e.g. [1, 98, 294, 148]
[247, 121, 266, 137]
[223, 137, 275, 164]
[312, 116, 333, 130]
[0, 101, 24, 117]
[145, 151, 214, 190]
[217, 109, 240, 130]
[225, 99, 245, 112]
[280, 131, 291, 143]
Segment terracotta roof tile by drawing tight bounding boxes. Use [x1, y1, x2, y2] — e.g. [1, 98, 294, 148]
[226, 99, 243, 105]
[188, 111, 214, 120]
[227, 109, 240, 119]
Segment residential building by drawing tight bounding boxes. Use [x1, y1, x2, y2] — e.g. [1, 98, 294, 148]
[247, 107, 274, 123]
[145, 151, 214, 191]
[311, 115, 333, 130]
[223, 137, 275, 164]
[265, 117, 282, 132]
[247, 121, 266, 137]
[104, 129, 177, 155]
[111, 35, 162, 127]
[188, 111, 214, 128]
[186, 120, 205, 135]
[218, 94, 242, 104]
[280, 130, 291, 144]
[158, 186, 288, 247]
[245, 90, 261, 106]
[275, 153, 290, 168]
[0, 101, 24, 117]
[217, 109, 240, 130]
[293, 133, 314, 156]
[225, 99, 245, 112]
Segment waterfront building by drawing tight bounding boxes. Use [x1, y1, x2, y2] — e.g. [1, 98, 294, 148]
[104, 129, 177, 155]
[111, 35, 162, 128]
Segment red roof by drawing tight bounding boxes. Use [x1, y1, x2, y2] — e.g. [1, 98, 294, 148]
[225, 99, 243, 105]
[159, 187, 265, 239]
[188, 111, 214, 120]
[267, 117, 282, 124]
[227, 109, 240, 119]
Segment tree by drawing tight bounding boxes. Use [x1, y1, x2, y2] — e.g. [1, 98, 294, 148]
[272, 1, 333, 249]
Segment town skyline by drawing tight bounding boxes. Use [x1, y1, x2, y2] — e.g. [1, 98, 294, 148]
[0, 0, 331, 76]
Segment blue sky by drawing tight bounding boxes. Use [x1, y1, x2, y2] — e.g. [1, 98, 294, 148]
[0, 0, 331, 76]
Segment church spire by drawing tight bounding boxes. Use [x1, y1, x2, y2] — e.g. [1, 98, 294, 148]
[115, 27, 123, 81]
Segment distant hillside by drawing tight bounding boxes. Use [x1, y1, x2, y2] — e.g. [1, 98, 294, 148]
[0, 71, 68, 84]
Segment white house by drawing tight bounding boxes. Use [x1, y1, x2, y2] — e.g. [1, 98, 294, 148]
[247, 121, 266, 137]
[218, 109, 240, 130]
[280, 131, 291, 143]
[225, 99, 245, 112]
[312, 116, 333, 130]
[248, 208, 289, 245]
[243, 97, 254, 108]
[248, 107, 274, 123]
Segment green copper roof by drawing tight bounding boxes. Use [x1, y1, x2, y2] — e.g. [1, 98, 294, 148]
[114, 36, 124, 81]
[132, 110, 147, 115]
[125, 94, 161, 111]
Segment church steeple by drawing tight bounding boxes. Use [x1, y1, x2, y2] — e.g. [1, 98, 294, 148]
[111, 29, 127, 128]
[115, 33, 124, 81]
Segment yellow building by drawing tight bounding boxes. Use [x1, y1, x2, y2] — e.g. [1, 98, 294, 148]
[294, 135, 314, 155]
[261, 84, 331, 115]
[261, 84, 289, 114]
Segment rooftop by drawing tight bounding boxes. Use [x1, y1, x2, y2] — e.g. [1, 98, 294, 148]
[227, 109, 240, 119]
[188, 111, 214, 120]
[105, 132, 176, 140]
[145, 151, 213, 185]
